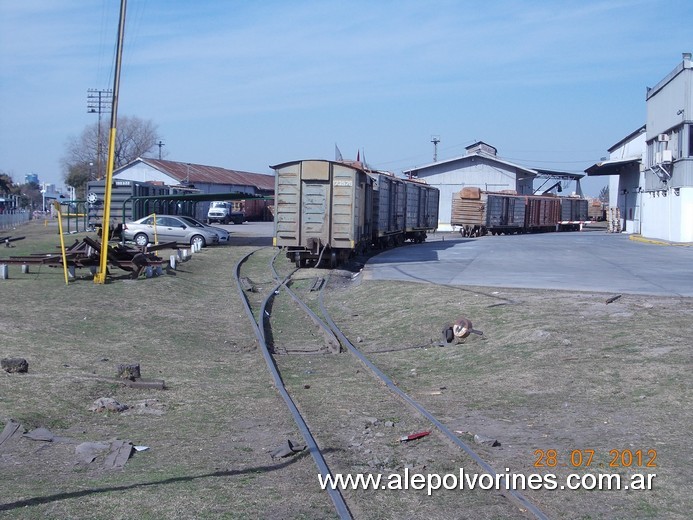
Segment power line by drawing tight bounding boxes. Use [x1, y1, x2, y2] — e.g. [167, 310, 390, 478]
[87, 88, 113, 180]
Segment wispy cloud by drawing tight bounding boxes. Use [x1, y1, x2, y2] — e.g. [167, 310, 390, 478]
[1, 0, 690, 189]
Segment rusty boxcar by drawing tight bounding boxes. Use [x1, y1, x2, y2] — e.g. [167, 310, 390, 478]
[524, 194, 561, 232]
[452, 189, 580, 236]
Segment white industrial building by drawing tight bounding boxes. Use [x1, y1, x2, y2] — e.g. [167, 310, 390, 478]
[587, 53, 693, 242]
[403, 142, 537, 231]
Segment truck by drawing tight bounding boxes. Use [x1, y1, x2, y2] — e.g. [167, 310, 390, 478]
[207, 201, 245, 224]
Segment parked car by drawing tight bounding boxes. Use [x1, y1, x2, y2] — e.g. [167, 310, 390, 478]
[177, 215, 230, 244]
[122, 215, 219, 248]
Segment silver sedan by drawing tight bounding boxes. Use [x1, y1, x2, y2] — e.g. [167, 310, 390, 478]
[178, 215, 230, 244]
[122, 215, 219, 248]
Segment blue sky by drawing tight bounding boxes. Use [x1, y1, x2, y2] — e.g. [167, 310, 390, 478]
[1, 0, 691, 197]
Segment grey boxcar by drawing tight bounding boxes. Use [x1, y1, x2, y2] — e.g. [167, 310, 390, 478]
[273, 160, 372, 267]
[403, 178, 439, 243]
[367, 171, 406, 248]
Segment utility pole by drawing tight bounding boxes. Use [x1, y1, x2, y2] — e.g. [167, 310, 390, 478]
[431, 135, 440, 162]
[94, 0, 127, 285]
[156, 140, 165, 160]
[87, 88, 113, 180]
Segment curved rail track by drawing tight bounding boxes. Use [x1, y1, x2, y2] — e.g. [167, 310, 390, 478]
[235, 247, 549, 520]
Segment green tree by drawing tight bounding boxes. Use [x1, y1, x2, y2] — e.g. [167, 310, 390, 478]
[17, 181, 42, 210]
[64, 163, 92, 200]
[0, 171, 14, 194]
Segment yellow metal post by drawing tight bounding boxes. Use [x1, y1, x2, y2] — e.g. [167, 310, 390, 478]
[152, 213, 158, 245]
[94, 0, 127, 284]
[93, 128, 117, 284]
[53, 201, 70, 285]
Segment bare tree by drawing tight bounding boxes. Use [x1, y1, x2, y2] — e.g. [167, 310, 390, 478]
[598, 185, 609, 203]
[62, 116, 161, 186]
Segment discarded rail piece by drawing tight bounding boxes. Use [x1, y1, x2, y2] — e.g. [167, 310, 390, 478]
[1, 235, 26, 247]
[0, 236, 174, 279]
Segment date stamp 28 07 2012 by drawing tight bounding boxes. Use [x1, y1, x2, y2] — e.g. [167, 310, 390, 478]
[533, 449, 657, 469]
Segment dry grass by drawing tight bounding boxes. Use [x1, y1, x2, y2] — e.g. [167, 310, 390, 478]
[1, 220, 691, 519]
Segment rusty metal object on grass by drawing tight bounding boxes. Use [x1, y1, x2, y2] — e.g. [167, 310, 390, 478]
[0, 236, 169, 279]
[453, 317, 483, 338]
[1, 358, 28, 373]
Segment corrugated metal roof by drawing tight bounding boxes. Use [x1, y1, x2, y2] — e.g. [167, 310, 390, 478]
[585, 157, 641, 176]
[403, 151, 537, 177]
[136, 158, 275, 191]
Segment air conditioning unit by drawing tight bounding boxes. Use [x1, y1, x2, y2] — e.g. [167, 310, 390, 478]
[661, 149, 673, 163]
[657, 133, 670, 142]
[655, 152, 662, 164]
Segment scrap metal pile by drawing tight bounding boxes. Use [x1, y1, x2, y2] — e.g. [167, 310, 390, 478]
[0, 236, 175, 279]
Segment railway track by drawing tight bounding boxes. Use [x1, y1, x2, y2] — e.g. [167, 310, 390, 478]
[235, 247, 549, 520]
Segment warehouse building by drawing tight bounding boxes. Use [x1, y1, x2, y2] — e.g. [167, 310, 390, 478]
[113, 157, 275, 221]
[403, 141, 537, 231]
[587, 53, 693, 242]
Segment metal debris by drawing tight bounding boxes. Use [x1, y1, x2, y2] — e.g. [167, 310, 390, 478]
[270, 439, 306, 459]
[606, 294, 622, 304]
[453, 317, 483, 338]
[399, 430, 431, 442]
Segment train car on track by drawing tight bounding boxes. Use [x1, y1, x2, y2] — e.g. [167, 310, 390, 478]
[273, 159, 439, 267]
[559, 196, 589, 230]
[404, 178, 440, 243]
[452, 189, 584, 236]
[273, 159, 373, 267]
[368, 171, 406, 248]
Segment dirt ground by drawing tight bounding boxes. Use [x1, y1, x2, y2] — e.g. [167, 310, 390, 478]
[1, 222, 691, 519]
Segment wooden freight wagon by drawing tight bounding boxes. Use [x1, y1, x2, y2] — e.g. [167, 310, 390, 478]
[588, 200, 607, 221]
[451, 187, 487, 237]
[272, 160, 372, 267]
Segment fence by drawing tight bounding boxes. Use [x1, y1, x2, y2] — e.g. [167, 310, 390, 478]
[0, 212, 30, 230]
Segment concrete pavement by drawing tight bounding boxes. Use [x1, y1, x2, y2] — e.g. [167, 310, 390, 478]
[363, 229, 693, 297]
